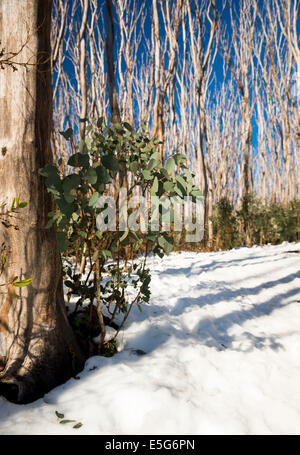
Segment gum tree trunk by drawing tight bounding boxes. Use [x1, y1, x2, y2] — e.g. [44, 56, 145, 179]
[0, 0, 84, 404]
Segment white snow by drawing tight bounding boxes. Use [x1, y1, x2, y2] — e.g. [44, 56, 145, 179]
[1, 242, 300, 435]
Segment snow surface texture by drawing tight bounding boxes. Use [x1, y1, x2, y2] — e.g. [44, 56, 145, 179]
[0, 242, 300, 435]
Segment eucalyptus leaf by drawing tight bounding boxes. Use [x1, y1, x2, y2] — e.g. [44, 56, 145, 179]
[39, 165, 58, 178]
[166, 157, 175, 174]
[142, 169, 152, 180]
[89, 191, 100, 207]
[79, 140, 88, 154]
[84, 168, 97, 185]
[147, 158, 159, 171]
[102, 154, 119, 171]
[73, 423, 83, 429]
[56, 232, 70, 252]
[59, 128, 73, 140]
[158, 234, 173, 254]
[13, 278, 32, 288]
[56, 199, 76, 218]
[62, 174, 81, 193]
[68, 153, 89, 168]
[151, 176, 159, 195]
[163, 181, 174, 193]
[95, 165, 110, 185]
[129, 161, 139, 174]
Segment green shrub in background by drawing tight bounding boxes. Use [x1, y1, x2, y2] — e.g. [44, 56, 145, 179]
[211, 197, 239, 250]
[210, 194, 300, 251]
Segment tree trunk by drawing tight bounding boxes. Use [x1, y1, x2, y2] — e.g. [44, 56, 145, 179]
[0, 0, 84, 404]
[105, 0, 121, 124]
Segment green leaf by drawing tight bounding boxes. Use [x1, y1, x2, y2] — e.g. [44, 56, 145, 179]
[56, 232, 70, 252]
[160, 168, 169, 177]
[68, 153, 89, 168]
[13, 278, 32, 288]
[92, 251, 99, 262]
[146, 233, 157, 242]
[56, 199, 76, 217]
[163, 181, 174, 193]
[73, 423, 83, 429]
[176, 175, 187, 189]
[158, 234, 173, 254]
[62, 174, 81, 193]
[191, 188, 202, 197]
[79, 140, 88, 154]
[95, 165, 110, 186]
[84, 168, 97, 185]
[150, 176, 159, 195]
[55, 411, 64, 419]
[119, 229, 129, 242]
[166, 157, 175, 174]
[86, 136, 94, 149]
[142, 144, 153, 153]
[88, 191, 100, 207]
[72, 212, 79, 223]
[97, 117, 104, 128]
[102, 154, 119, 171]
[46, 174, 63, 195]
[39, 165, 58, 178]
[174, 186, 183, 197]
[63, 191, 76, 203]
[59, 128, 73, 140]
[59, 420, 76, 424]
[123, 122, 133, 132]
[45, 218, 54, 229]
[96, 230, 103, 240]
[174, 154, 187, 166]
[101, 250, 111, 260]
[142, 169, 152, 180]
[147, 158, 159, 171]
[175, 176, 187, 197]
[182, 169, 193, 183]
[150, 151, 160, 161]
[129, 161, 139, 175]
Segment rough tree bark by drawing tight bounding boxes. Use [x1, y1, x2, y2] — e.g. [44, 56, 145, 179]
[0, 0, 84, 404]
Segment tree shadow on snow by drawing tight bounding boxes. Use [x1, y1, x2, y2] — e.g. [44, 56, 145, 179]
[126, 269, 300, 355]
[159, 253, 287, 277]
[0, 262, 299, 421]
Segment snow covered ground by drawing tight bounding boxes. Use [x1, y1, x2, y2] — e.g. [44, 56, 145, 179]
[1, 242, 300, 435]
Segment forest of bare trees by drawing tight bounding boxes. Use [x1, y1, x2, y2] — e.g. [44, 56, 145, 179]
[51, 0, 299, 247]
[0, 0, 299, 404]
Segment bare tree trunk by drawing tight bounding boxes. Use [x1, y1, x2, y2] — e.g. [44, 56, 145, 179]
[0, 0, 83, 404]
[152, 0, 164, 162]
[152, 0, 183, 163]
[187, 0, 218, 247]
[221, 0, 258, 244]
[106, 0, 121, 123]
[79, 0, 89, 139]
